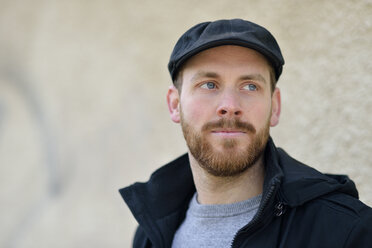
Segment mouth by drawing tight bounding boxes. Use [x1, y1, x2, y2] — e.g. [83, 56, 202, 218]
[211, 129, 247, 137]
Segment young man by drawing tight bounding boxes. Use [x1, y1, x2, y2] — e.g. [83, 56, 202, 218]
[120, 19, 372, 247]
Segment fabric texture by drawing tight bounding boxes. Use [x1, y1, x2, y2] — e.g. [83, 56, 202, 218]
[171, 193, 261, 247]
[119, 137, 372, 248]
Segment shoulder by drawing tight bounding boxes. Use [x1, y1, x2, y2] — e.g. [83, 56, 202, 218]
[274, 147, 372, 246]
[310, 191, 372, 225]
[312, 193, 372, 247]
[277, 192, 372, 247]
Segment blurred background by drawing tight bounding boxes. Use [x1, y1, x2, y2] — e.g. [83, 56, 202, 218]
[0, 0, 371, 247]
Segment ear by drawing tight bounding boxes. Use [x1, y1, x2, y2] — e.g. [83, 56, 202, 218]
[270, 87, 281, 127]
[167, 85, 181, 123]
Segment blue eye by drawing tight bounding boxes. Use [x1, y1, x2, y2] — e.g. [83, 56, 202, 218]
[201, 82, 216, 89]
[243, 84, 257, 91]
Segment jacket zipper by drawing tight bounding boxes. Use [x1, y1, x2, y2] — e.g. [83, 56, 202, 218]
[230, 179, 280, 247]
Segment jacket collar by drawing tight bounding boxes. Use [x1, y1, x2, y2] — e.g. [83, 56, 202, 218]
[119, 153, 195, 247]
[276, 148, 359, 207]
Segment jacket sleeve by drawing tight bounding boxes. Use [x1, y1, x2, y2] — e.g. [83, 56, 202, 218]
[133, 226, 151, 248]
[343, 211, 372, 248]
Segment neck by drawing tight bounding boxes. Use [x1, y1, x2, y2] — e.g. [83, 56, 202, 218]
[189, 153, 265, 205]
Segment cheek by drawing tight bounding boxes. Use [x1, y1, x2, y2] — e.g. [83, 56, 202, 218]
[246, 99, 272, 123]
[181, 97, 212, 123]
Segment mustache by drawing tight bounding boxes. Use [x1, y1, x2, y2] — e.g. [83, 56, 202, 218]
[202, 118, 256, 134]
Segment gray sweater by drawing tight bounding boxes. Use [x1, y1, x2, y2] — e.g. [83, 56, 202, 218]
[172, 193, 262, 247]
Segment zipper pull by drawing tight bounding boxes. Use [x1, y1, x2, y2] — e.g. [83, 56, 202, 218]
[274, 202, 286, 217]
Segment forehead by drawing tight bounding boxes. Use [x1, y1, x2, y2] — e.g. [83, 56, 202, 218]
[180, 45, 271, 81]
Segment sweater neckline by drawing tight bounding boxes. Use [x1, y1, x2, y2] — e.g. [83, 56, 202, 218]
[188, 193, 262, 218]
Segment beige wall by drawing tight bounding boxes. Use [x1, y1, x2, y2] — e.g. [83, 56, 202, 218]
[0, 0, 371, 247]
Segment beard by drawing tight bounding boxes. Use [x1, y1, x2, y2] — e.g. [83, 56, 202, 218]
[180, 110, 270, 177]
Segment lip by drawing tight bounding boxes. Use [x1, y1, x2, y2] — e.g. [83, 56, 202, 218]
[211, 128, 247, 133]
[211, 129, 247, 137]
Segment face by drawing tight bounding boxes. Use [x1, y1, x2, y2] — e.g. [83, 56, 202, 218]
[167, 45, 281, 177]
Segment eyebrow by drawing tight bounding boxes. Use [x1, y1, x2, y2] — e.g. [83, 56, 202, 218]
[190, 71, 220, 82]
[239, 74, 267, 84]
[191, 71, 267, 84]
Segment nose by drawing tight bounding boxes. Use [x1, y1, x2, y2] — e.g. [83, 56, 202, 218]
[216, 91, 243, 118]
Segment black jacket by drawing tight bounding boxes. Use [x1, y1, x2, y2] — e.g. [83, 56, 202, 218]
[120, 139, 372, 247]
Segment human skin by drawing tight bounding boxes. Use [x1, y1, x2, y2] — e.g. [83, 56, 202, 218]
[167, 45, 281, 205]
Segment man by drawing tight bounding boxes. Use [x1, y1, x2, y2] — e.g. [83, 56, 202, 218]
[120, 19, 372, 247]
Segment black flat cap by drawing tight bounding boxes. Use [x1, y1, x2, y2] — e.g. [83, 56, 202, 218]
[168, 19, 284, 82]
